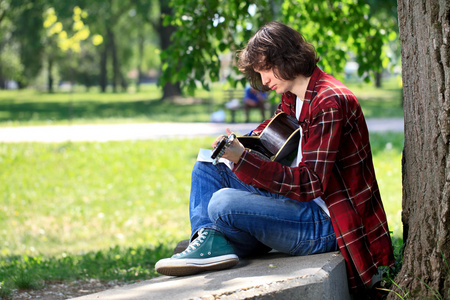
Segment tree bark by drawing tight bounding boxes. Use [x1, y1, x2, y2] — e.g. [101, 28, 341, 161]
[136, 29, 144, 93]
[375, 71, 382, 88]
[159, 0, 181, 100]
[100, 43, 108, 93]
[47, 57, 53, 93]
[0, 61, 4, 89]
[108, 29, 119, 93]
[391, 0, 450, 299]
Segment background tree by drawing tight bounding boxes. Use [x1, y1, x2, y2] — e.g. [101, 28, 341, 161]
[157, 0, 181, 99]
[367, 0, 399, 87]
[4, 0, 46, 88]
[133, 0, 181, 99]
[75, 0, 134, 93]
[0, 1, 24, 88]
[42, 5, 104, 92]
[161, 1, 272, 94]
[389, 1, 450, 298]
[0, 0, 400, 100]
[161, 0, 395, 94]
[67, 0, 174, 97]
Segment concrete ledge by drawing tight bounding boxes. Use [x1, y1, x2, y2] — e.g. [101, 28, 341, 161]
[72, 251, 350, 300]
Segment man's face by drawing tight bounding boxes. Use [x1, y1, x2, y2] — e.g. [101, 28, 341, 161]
[255, 68, 292, 95]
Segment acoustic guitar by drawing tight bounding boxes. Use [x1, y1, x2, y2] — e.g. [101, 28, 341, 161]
[211, 112, 300, 166]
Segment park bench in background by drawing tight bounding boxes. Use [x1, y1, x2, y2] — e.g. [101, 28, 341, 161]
[223, 89, 245, 123]
[223, 89, 273, 123]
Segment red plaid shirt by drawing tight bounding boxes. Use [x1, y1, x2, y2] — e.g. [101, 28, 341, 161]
[233, 67, 394, 291]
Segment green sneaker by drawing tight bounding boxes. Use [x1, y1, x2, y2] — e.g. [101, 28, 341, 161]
[155, 229, 239, 276]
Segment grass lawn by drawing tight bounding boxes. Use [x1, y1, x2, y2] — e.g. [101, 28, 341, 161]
[0, 132, 403, 296]
[0, 79, 404, 297]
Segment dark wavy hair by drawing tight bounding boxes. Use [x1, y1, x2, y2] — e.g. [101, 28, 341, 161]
[237, 22, 319, 92]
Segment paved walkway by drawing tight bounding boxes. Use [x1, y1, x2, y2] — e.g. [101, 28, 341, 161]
[0, 118, 403, 143]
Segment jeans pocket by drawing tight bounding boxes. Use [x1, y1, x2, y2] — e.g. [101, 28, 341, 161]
[321, 233, 338, 252]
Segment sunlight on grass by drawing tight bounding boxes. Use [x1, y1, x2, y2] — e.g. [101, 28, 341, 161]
[1, 133, 403, 258]
[0, 138, 212, 257]
[0, 133, 403, 294]
[0, 79, 405, 294]
[370, 132, 404, 239]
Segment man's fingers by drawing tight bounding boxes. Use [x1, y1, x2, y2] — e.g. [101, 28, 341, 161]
[228, 127, 240, 135]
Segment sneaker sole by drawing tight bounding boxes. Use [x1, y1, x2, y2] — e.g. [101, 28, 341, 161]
[155, 255, 239, 276]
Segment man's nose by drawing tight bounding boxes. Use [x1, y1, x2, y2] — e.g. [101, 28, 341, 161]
[261, 73, 270, 86]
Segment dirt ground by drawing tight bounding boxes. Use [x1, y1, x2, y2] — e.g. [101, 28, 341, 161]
[11, 279, 126, 300]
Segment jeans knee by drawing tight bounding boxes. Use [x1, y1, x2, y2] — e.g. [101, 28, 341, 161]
[208, 188, 234, 222]
[192, 161, 209, 176]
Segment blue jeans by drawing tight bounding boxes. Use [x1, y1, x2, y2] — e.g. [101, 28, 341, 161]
[189, 161, 337, 258]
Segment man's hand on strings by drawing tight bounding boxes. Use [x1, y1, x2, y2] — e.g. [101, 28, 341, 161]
[211, 128, 245, 164]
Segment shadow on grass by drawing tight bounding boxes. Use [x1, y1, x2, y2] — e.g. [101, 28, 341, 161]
[0, 99, 214, 124]
[0, 244, 174, 294]
[0, 93, 404, 126]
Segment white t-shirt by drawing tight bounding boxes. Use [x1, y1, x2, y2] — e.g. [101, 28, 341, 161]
[291, 97, 330, 217]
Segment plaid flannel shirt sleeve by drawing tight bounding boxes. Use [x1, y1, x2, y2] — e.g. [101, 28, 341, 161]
[233, 105, 343, 202]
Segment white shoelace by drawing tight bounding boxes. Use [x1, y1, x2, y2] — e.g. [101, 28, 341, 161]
[177, 229, 208, 256]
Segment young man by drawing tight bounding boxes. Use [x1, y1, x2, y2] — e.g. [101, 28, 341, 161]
[155, 21, 394, 293]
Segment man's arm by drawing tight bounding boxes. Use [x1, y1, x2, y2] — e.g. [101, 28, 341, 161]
[232, 106, 343, 202]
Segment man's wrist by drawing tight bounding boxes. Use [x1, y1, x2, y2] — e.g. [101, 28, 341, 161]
[230, 147, 245, 164]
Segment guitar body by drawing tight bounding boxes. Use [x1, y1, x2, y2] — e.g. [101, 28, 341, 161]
[238, 112, 300, 165]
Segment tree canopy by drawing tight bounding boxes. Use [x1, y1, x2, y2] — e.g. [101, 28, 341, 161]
[0, 0, 398, 96]
[161, 0, 398, 93]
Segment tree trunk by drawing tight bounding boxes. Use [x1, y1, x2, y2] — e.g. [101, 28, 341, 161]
[136, 29, 144, 93]
[0, 62, 5, 89]
[100, 43, 108, 93]
[47, 57, 53, 93]
[390, 1, 450, 299]
[375, 71, 382, 88]
[108, 29, 119, 93]
[159, 0, 181, 100]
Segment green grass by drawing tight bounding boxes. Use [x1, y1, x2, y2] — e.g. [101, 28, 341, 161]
[0, 78, 404, 296]
[350, 76, 404, 119]
[0, 85, 214, 126]
[0, 245, 172, 295]
[0, 138, 212, 257]
[0, 137, 212, 297]
[0, 133, 403, 295]
[0, 78, 403, 127]
[370, 131, 403, 239]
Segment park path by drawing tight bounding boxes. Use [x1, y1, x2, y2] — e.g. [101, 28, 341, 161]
[0, 118, 403, 143]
